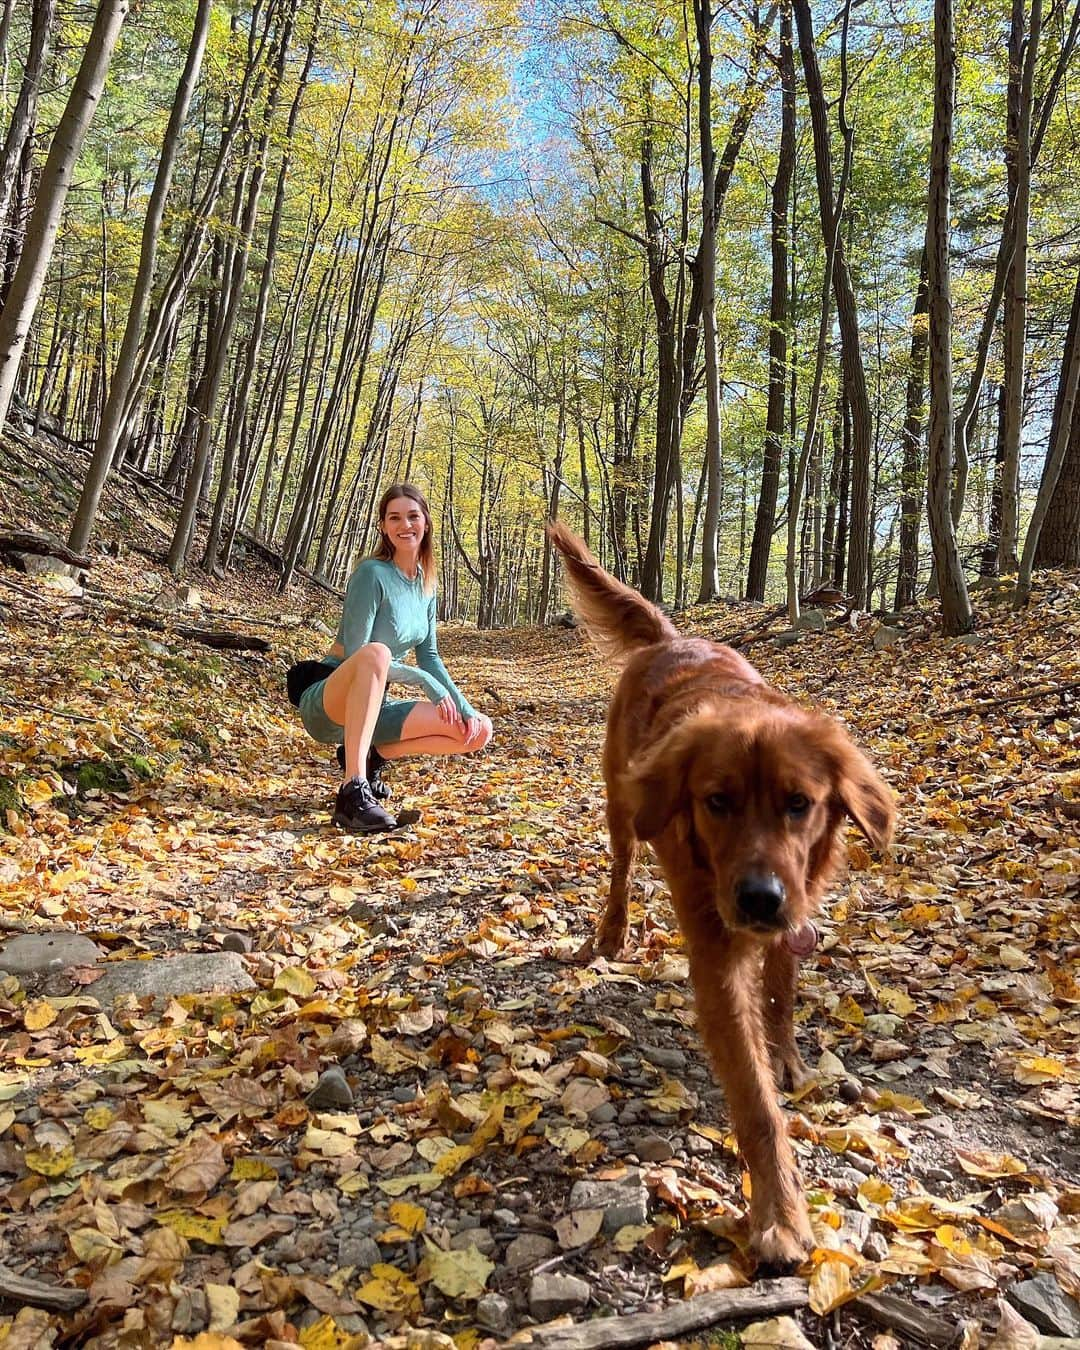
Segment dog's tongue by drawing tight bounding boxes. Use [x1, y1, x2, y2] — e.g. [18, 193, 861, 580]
[784, 920, 818, 957]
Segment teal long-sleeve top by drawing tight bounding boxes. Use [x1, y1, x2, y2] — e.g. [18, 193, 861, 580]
[327, 559, 476, 719]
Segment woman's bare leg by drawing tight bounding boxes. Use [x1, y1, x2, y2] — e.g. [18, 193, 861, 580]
[376, 703, 492, 760]
[321, 643, 391, 780]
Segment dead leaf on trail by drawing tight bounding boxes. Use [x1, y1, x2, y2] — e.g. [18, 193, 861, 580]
[198, 1077, 277, 1119]
[165, 1133, 227, 1196]
[808, 1251, 860, 1314]
[683, 1258, 749, 1295]
[613, 1224, 653, 1251]
[24, 1145, 75, 1176]
[23, 999, 59, 1031]
[69, 1228, 124, 1265]
[955, 1147, 1029, 1179]
[232, 1178, 278, 1217]
[396, 1004, 435, 1035]
[421, 1240, 494, 1299]
[355, 1263, 421, 1314]
[560, 1077, 609, 1117]
[205, 1283, 240, 1332]
[170, 1336, 245, 1350]
[742, 1316, 816, 1349]
[222, 1214, 295, 1247]
[158, 1211, 228, 1245]
[554, 1208, 604, 1249]
[986, 1298, 1041, 1349]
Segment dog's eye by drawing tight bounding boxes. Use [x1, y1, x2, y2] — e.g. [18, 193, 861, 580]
[705, 792, 731, 815]
[787, 793, 811, 817]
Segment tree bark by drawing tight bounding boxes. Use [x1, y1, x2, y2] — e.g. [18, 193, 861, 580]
[792, 0, 872, 607]
[1036, 301, 1080, 568]
[894, 250, 929, 609]
[924, 0, 973, 635]
[746, 0, 794, 603]
[786, 0, 850, 624]
[68, 0, 211, 554]
[0, 0, 56, 229]
[201, 3, 294, 570]
[218, 0, 318, 571]
[694, 0, 721, 603]
[997, 0, 1042, 572]
[1017, 265, 1080, 599]
[0, 0, 129, 428]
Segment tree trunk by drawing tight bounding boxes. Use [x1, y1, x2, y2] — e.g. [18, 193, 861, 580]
[219, 0, 318, 571]
[113, 0, 278, 463]
[694, 0, 721, 603]
[792, 0, 873, 608]
[638, 100, 680, 603]
[0, 0, 129, 428]
[746, 0, 794, 603]
[786, 1, 850, 624]
[924, 0, 973, 635]
[955, 0, 1076, 534]
[998, 0, 1041, 572]
[68, 0, 211, 554]
[0, 0, 56, 228]
[894, 250, 930, 609]
[1017, 265, 1080, 598]
[1036, 302, 1080, 569]
[202, 5, 294, 570]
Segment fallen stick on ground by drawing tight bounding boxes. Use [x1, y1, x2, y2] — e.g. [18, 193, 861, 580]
[0, 1265, 88, 1312]
[853, 1291, 960, 1346]
[528, 1277, 808, 1349]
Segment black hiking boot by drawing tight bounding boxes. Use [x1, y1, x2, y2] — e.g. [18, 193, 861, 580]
[332, 777, 397, 833]
[335, 744, 391, 799]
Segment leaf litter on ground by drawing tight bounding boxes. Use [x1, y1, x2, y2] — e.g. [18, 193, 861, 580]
[1, 508, 1079, 1346]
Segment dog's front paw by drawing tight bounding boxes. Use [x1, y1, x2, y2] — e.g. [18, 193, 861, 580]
[771, 1045, 813, 1093]
[590, 921, 631, 961]
[750, 1211, 814, 1275]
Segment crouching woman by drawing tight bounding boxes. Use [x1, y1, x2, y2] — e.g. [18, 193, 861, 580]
[290, 483, 492, 832]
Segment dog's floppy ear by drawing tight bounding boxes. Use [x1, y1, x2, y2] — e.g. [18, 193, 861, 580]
[628, 720, 700, 840]
[823, 728, 895, 850]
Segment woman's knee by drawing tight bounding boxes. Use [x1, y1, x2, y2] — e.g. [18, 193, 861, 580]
[353, 641, 391, 675]
[466, 715, 493, 752]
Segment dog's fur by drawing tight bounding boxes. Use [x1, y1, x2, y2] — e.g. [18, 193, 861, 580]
[548, 522, 894, 1271]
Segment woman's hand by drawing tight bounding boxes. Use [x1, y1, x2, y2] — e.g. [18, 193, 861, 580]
[462, 714, 491, 746]
[435, 695, 462, 728]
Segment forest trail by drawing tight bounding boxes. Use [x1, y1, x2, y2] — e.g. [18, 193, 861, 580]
[1, 475, 1080, 1347]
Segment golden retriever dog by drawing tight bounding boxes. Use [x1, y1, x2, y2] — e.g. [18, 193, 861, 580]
[548, 521, 894, 1271]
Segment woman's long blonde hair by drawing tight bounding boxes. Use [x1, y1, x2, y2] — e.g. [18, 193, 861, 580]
[372, 483, 436, 595]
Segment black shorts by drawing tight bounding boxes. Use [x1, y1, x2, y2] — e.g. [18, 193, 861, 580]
[286, 659, 336, 707]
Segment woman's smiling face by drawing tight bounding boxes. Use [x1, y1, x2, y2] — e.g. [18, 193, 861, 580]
[382, 495, 427, 554]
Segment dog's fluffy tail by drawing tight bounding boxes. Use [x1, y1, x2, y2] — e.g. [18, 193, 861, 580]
[547, 520, 678, 665]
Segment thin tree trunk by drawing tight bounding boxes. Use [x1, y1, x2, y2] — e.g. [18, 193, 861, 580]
[998, 0, 1041, 572]
[925, 0, 973, 635]
[894, 250, 930, 609]
[786, 2, 850, 624]
[1017, 265, 1080, 600]
[202, 5, 294, 570]
[792, 0, 872, 608]
[113, 0, 277, 461]
[747, 0, 794, 602]
[1036, 294, 1080, 568]
[0, 0, 129, 427]
[219, 0, 318, 571]
[955, 0, 1077, 531]
[68, 0, 211, 553]
[0, 0, 56, 228]
[695, 0, 721, 603]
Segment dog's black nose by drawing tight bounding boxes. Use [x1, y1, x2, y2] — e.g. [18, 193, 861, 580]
[736, 873, 786, 926]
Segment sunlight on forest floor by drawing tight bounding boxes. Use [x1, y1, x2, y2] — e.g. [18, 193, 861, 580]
[1, 550, 1079, 1348]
